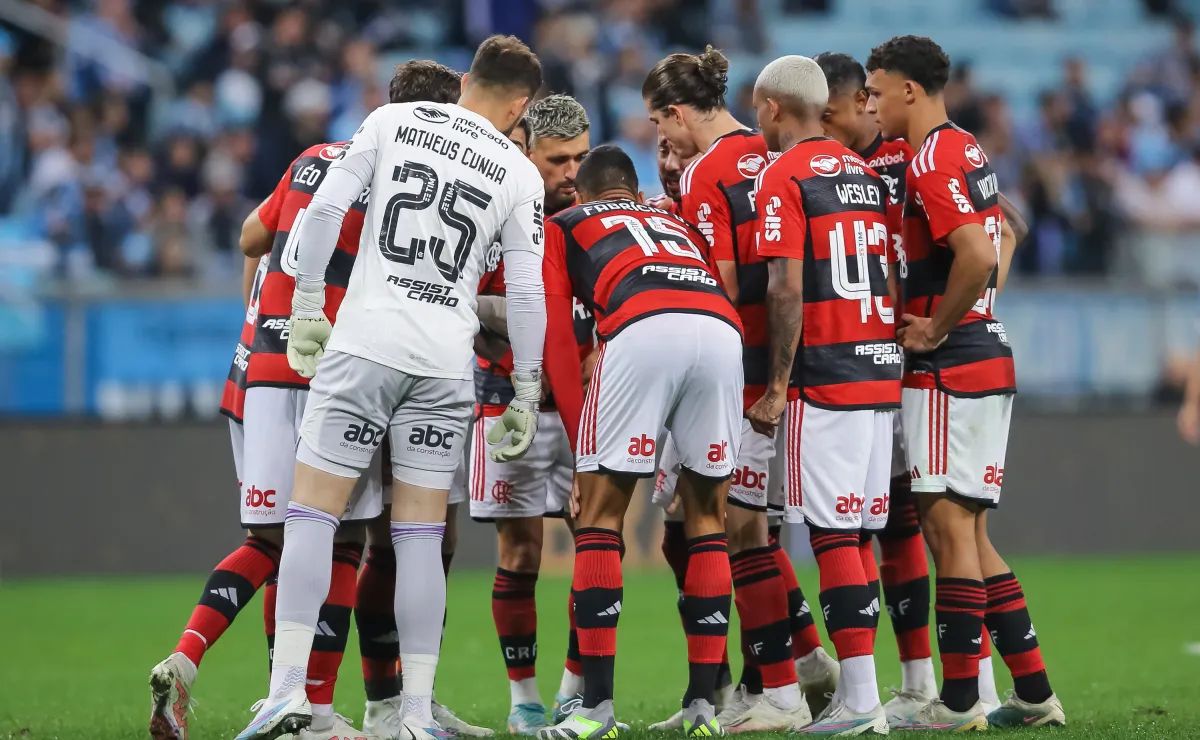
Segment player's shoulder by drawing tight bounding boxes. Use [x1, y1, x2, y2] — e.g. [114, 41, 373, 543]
[681, 129, 768, 194]
[911, 123, 980, 178]
[297, 141, 349, 164]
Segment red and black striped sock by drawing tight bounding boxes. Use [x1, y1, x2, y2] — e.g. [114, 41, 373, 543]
[176, 535, 281, 668]
[307, 542, 362, 709]
[493, 568, 539, 681]
[356, 545, 401, 701]
[766, 537, 823, 660]
[878, 486, 931, 663]
[731, 545, 798, 689]
[935, 577, 986, 712]
[572, 528, 623, 708]
[859, 533, 882, 631]
[810, 529, 875, 660]
[263, 573, 277, 673]
[664, 524, 731, 691]
[565, 592, 583, 678]
[680, 534, 732, 707]
[985, 572, 1052, 704]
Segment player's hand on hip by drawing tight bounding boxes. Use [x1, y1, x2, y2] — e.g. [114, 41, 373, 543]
[488, 370, 541, 462]
[286, 311, 332, 379]
[896, 314, 946, 353]
[746, 390, 786, 437]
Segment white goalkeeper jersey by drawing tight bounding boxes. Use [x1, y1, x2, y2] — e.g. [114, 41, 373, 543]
[294, 102, 545, 379]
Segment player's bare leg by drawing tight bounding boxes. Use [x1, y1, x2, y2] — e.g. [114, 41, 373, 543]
[495, 516, 550, 733]
[974, 513, 1065, 727]
[720, 506, 812, 732]
[538, 472, 634, 740]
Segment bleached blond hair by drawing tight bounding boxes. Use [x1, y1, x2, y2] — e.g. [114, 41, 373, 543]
[754, 55, 829, 117]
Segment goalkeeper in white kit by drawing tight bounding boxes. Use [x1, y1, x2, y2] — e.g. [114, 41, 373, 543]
[237, 35, 548, 740]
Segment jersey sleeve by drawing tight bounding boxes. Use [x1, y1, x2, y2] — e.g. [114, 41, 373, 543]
[912, 156, 985, 243]
[258, 167, 292, 232]
[682, 166, 734, 262]
[754, 169, 806, 260]
[540, 219, 583, 451]
[500, 173, 546, 257]
[541, 221, 573, 298]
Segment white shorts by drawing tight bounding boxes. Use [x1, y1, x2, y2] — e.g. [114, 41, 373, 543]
[229, 418, 245, 489]
[654, 423, 786, 521]
[579, 313, 743, 479]
[242, 385, 384, 526]
[783, 400, 895, 531]
[298, 350, 473, 493]
[448, 414, 473, 507]
[469, 410, 572, 519]
[901, 388, 1012, 507]
[891, 412, 908, 479]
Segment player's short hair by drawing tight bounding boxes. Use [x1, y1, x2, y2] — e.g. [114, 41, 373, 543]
[575, 144, 638, 198]
[467, 35, 543, 98]
[515, 116, 534, 150]
[755, 55, 829, 117]
[642, 46, 729, 113]
[866, 36, 951, 95]
[814, 52, 866, 98]
[526, 94, 590, 142]
[389, 60, 462, 104]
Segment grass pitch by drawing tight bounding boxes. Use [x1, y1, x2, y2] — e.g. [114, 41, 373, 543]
[1, 555, 1197, 739]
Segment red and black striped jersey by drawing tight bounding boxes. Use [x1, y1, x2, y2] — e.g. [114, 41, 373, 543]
[859, 135, 914, 269]
[473, 256, 596, 411]
[681, 129, 772, 408]
[245, 142, 370, 389]
[544, 199, 741, 340]
[755, 137, 901, 410]
[219, 258, 268, 423]
[902, 123, 1015, 397]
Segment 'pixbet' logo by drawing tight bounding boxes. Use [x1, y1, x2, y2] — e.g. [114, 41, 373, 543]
[410, 425, 456, 450]
[342, 421, 384, 452]
[491, 480, 512, 504]
[810, 154, 842, 177]
[737, 153, 767, 179]
[731, 466, 766, 491]
[244, 486, 276, 509]
[414, 105, 450, 124]
[627, 434, 656, 457]
[835, 493, 865, 514]
[964, 143, 986, 168]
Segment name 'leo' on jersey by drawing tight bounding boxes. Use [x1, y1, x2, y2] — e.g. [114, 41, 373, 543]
[325, 102, 545, 380]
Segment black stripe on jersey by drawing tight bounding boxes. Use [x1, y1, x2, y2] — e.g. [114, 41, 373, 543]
[795, 173, 888, 219]
[966, 165, 1000, 213]
[904, 256, 996, 300]
[738, 261, 768, 306]
[289, 156, 331, 196]
[227, 343, 250, 385]
[798, 339, 903, 389]
[252, 314, 290, 355]
[265, 232, 355, 289]
[742, 345, 804, 389]
[804, 253, 890, 303]
[605, 261, 728, 318]
[905, 320, 1012, 374]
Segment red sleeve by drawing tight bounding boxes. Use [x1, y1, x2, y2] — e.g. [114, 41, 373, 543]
[754, 169, 806, 260]
[912, 156, 984, 243]
[682, 165, 735, 262]
[258, 167, 292, 232]
[541, 222, 583, 451]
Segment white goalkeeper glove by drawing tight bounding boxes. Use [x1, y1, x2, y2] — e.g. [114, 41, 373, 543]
[487, 370, 541, 462]
[286, 282, 332, 379]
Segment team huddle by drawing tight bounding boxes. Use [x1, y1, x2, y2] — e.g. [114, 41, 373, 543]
[148, 32, 1065, 740]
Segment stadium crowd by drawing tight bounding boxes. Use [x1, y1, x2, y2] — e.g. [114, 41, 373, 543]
[0, 0, 1197, 286]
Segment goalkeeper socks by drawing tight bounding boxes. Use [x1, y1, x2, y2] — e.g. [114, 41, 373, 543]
[492, 568, 540, 705]
[985, 572, 1052, 704]
[571, 528, 622, 709]
[356, 546, 401, 701]
[392, 522, 446, 724]
[176, 535, 281, 668]
[680, 534, 731, 708]
[306, 541, 361, 711]
[269, 503, 339, 699]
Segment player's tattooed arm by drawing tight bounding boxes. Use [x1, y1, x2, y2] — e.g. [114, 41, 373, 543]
[747, 256, 803, 436]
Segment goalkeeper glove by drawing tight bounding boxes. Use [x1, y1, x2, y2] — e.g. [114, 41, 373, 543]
[487, 369, 541, 462]
[286, 282, 332, 379]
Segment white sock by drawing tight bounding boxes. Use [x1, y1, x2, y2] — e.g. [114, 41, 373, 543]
[558, 667, 584, 697]
[978, 656, 999, 706]
[764, 683, 803, 710]
[511, 677, 542, 708]
[400, 652, 439, 725]
[900, 658, 937, 696]
[268, 621, 315, 699]
[839, 655, 881, 714]
[309, 705, 333, 732]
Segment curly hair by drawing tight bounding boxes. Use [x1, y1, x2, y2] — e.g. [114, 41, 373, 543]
[389, 60, 462, 105]
[865, 36, 951, 95]
[526, 94, 589, 141]
[642, 46, 730, 112]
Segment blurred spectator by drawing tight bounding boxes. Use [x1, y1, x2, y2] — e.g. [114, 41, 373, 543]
[0, 29, 23, 213]
[987, 0, 1057, 19]
[1141, 14, 1199, 105]
[946, 64, 985, 135]
[1060, 57, 1097, 152]
[611, 115, 659, 194]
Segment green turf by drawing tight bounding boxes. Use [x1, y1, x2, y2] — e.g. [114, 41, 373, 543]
[1, 555, 1197, 739]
